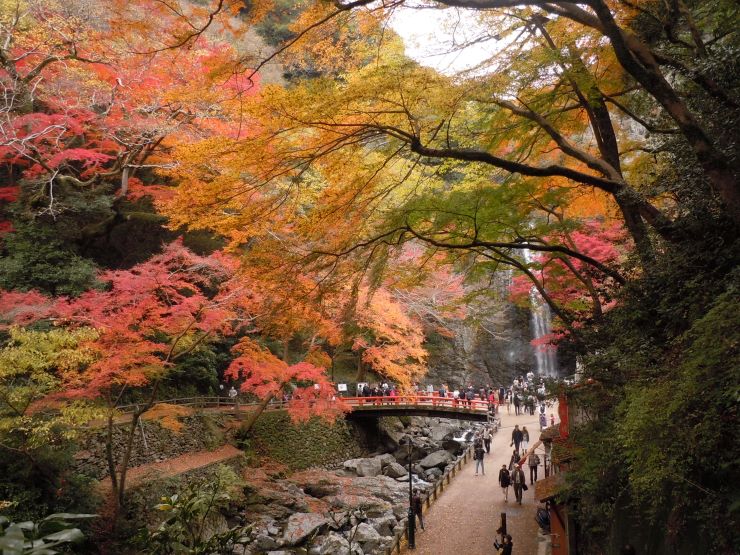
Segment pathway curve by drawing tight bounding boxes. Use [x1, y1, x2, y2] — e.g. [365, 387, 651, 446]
[407, 407, 549, 555]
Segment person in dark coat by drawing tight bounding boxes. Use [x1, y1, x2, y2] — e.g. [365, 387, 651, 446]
[511, 464, 526, 504]
[501, 534, 513, 555]
[498, 464, 511, 502]
[511, 424, 523, 451]
[411, 489, 424, 530]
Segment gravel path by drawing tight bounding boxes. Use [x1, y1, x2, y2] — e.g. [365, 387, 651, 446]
[407, 407, 549, 555]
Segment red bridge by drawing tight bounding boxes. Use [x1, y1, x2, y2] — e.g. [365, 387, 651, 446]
[343, 395, 496, 422]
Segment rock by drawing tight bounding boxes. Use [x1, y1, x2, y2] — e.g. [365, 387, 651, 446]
[425, 467, 443, 481]
[382, 462, 408, 479]
[395, 474, 410, 482]
[355, 458, 383, 477]
[343, 458, 363, 472]
[255, 535, 281, 550]
[282, 513, 329, 546]
[268, 525, 281, 536]
[369, 515, 397, 537]
[392, 504, 408, 520]
[419, 450, 454, 469]
[304, 482, 340, 498]
[351, 522, 382, 553]
[313, 532, 363, 555]
[374, 453, 396, 468]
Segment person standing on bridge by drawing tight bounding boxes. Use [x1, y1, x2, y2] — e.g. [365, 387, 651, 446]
[511, 424, 523, 452]
[498, 464, 511, 501]
[228, 386, 239, 411]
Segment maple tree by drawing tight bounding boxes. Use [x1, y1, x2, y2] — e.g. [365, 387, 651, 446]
[225, 338, 348, 434]
[350, 287, 427, 388]
[0, 241, 255, 512]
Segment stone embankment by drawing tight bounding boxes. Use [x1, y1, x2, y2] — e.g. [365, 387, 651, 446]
[235, 416, 486, 555]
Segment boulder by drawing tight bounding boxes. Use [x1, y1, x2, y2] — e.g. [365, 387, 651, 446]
[351, 522, 382, 553]
[304, 482, 340, 498]
[355, 457, 383, 477]
[395, 474, 410, 482]
[343, 458, 362, 473]
[369, 515, 397, 537]
[254, 534, 281, 550]
[282, 513, 329, 546]
[312, 532, 363, 555]
[383, 462, 408, 479]
[392, 504, 408, 520]
[375, 453, 396, 468]
[425, 467, 443, 481]
[419, 450, 454, 470]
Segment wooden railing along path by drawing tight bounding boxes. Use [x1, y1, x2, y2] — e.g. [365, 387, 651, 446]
[385, 444, 477, 555]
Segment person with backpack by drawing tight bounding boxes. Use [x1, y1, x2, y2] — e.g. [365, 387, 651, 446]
[528, 451, 541, 484]
[474, 442, 486, 475]
[511, 464, 526, 504]
[498, 464, 511, 501]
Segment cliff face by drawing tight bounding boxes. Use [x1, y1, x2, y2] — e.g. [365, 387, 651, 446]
[423, 303, 535, 389]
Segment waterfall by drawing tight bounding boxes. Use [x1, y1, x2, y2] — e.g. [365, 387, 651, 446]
[523, 249, 558, 378]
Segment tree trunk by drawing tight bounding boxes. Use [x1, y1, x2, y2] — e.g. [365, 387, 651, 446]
[116, 414, 141, 508]
[355, 356, 367, 383]
[240, 393, 274, 435]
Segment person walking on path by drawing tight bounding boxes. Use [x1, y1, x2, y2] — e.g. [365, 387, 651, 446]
[483, 427, 492, 454]
[498, 464, 511, 502]
[512, 464, 526, 504]
[474, 443, 486, 475]
[511, 425, 523, 452]
[513, 393, 521, 415]
[521, 426, 529, 450]
[412, 489, 424, 531]
[508, 449, 520, 471]
[539, 412, 547, 430]
[528, 452, 540, 484]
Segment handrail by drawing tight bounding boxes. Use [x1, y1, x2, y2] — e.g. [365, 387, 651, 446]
[115, 394, 497, 415]
[385, 443, 479, 554]
[343, 395, 495, 414]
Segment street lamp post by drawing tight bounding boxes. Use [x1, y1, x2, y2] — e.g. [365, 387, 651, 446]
[406, 437, 416, 549]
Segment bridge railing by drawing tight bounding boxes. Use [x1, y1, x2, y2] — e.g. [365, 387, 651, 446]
[115, 394, 498, 417]
[342, 395, 495, 414]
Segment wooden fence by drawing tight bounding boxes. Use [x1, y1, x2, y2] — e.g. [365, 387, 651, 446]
[384, 444, 475, 555]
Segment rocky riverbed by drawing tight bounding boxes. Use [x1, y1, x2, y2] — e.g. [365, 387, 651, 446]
[234, 416, 488, 555]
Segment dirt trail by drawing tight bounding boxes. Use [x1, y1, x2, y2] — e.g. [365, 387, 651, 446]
[407, 407, 550, 555]
[97, 444, 243, 494]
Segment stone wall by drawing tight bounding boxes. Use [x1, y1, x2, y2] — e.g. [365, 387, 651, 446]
[73, 413, 226, 479]
[248, 412, 370, 470]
